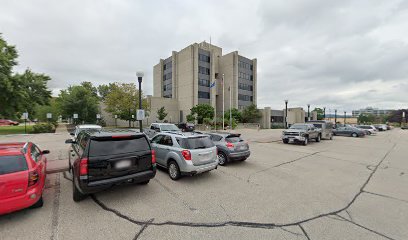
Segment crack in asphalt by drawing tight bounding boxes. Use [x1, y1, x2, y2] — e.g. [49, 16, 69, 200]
[335, 214, 397, 240]
[133, 218, 154, 240]
[82, 141, 397, 238]
[246, 151, 322, 184]
[153, 178, 198, 212]
[363, 190, 408, 204]
[298, 224, 311, 240]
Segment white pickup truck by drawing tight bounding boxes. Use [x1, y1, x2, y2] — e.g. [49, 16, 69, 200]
[143, 123, 181, 139]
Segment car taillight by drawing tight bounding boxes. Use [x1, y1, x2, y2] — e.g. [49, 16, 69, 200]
[79, 158, 88, 176]
[151, 150, 156, 164]
[181, 150, 191, 160]
[28, 170, 39, 187]
[226, 142, 234, 149]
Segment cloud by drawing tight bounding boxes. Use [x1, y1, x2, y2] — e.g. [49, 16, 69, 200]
[0, 0, 406, 112]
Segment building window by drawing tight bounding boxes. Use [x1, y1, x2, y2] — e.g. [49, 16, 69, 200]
[198, 91, 210, 99]
[199, 66, 210, 75]
[238, 83, 253, 91]
[239, 72, 252, 80]
[163, 84, 172, 91]
[199, 54, 210, 63]
[163, 94, 172, 98]
[163, 72, 172, 81]
[238, 61, 253, 70]
[199, 79, 210, 87]
[238, 94, 252, 101]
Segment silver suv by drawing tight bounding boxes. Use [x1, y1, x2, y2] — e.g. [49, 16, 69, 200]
[150, 132, 218, 180]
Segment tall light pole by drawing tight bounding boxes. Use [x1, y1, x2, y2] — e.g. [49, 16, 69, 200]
[222, 73, 225, 130]
[344, 111, 346, 124]
[285, 100, 288, 129]
[334, 109, 337, 125]
[229, 85, 232, 130]
[307, 104, 310, 121]
[323, 107, 326, 120]
[136, 71, 144, 132]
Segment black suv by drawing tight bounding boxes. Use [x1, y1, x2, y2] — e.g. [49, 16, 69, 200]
[65, 129, 156, 202]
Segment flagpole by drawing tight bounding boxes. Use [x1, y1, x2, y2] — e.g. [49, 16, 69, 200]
[222, 74, 225, 130]
[229, 85, 232, 130]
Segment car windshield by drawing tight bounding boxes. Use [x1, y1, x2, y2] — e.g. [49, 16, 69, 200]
[179, 136, 214, 149]
[311, 123, 323, 128]
[161, 125, 180, 131]
[0, 155, 28, 175]
[290, 125, 307, 130]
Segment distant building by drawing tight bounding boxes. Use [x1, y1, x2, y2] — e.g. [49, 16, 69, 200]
[352, 107, 392, 117]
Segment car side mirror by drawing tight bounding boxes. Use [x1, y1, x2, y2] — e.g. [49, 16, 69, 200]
[65, 139, 75, 144]
[155, 128, 160, 132]
[70, 132, 74, 136]
[42, 150, 50, 154]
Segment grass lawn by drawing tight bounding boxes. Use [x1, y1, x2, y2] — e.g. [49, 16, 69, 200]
[0, 125, 34, 135]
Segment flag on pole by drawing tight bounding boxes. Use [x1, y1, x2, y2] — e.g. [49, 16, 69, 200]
[209, 81, 216, 88]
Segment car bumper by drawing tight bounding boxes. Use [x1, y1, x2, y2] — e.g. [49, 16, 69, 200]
[181, 161, 218, 175]
[282, 136, 306, 142]
[0, 186, 43, 215]
[78, 168, 156, 194]
[228, 150, 251, 160]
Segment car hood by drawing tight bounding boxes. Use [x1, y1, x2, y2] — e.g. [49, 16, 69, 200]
[283, 129, 305, 134]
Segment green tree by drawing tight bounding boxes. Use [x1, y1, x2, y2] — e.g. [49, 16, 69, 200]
[34, 98, 60, 123]
[157, 106, 168, 121]
[56, 82, 99, 124]
[104, 83, 149, 127]
[312, 108, 324, 120]
[97, 83, 115, 100]
[241, 104, 262, 123]
[190, 104, 214, 124]
[186, 114, 195, 122]
[358, 114, 375, 124]
[224, 108, 242, 122]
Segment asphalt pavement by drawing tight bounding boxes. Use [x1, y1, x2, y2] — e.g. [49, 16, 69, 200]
[0, 128, 407, 240]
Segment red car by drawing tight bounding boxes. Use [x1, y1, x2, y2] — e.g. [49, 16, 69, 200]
[0, 119, 19, 126]
[0, 142, 49, 215]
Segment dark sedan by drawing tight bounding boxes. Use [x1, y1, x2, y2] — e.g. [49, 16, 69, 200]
[333, 127, 365, 137]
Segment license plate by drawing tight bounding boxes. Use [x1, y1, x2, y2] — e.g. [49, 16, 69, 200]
[115, 160, 131, 169]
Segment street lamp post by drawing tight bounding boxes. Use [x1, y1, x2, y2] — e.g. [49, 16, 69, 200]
[284, 100, 288, 129]
[136, 71, 144, 132]
[307, 104, 310, 121]
[344, 111, 346, 124]
[323, 107, 326, 120]
[334, 109, 337, 125]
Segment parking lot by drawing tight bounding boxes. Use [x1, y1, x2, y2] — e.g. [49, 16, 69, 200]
[0, 128, 407, 240]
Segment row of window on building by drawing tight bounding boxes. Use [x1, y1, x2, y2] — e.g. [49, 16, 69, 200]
[238, 94, 253, 102]
[163, 83, 172, 91]
[198, 91, 210, 99]
[238, 83, 253, 91]
[238, 61, 253, 70]
[163, 62, 172, 71]
[199, 66, 210, 75]
[163, 72, 172, 81]
[239, 72, 253, 81]
[199, 79, 211, 87]
[199, 54, 210, 63]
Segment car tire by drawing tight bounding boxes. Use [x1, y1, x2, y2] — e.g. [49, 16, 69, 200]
[283, 139, 289, 144]
[303, 137, 308, 146]
[351, 133, 358, 137]
[168, 160, 181, 181]
[73, 179, 87, 202]
[31, 195, 43, 208]
[217, 152, 228, 166]
[316, 134, 321, 142]
[139, 180, 150, 185]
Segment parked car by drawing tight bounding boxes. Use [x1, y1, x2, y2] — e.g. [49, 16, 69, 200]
[373, 124, 388, 131]
[71, 124, 102, 139]
[65, 129, 156, 202]
[177, 122, 195, 132]
[150, 132, 218, 180]
[307, 120, 334, 140]
[0, 119, 19, 126]
[356, 125, 377, 135]
[402, 126, 408, 130]
[333, 127, 365, 137]
[282, 123, 322, 145]
[0, 142, 49, 215]
[144, 123, 181, 139]
[207, 132, 250, 166]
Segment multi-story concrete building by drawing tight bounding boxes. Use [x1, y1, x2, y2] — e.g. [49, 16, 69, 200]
[352, 107, 392, 117]
[152, 41, 257, 123]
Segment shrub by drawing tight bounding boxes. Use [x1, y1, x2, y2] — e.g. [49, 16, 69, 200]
[32, 123, 55, 133]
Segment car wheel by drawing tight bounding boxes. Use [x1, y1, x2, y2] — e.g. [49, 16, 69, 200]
[73, 179, 86, 202]
[217, 152, 228, 166]
[168, 161, 181, 180]
[31, 195, 43, 208]
[316, 134, 321, 142]
[303, 137, 308, 146]
[283, 139, 289, 144]
[351, 133, 358, 137]
[139, 180, 150, 185]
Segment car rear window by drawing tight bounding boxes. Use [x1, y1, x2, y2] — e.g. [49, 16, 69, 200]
[179, 136, 214, 149]
[0, 155, 28, 175]
[225, 135, 243, 143]
[311, 123, 323, 128]
[89, 136, 150, 156]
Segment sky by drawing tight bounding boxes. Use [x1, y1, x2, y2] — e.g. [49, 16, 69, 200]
[1, 0, 407, 113]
